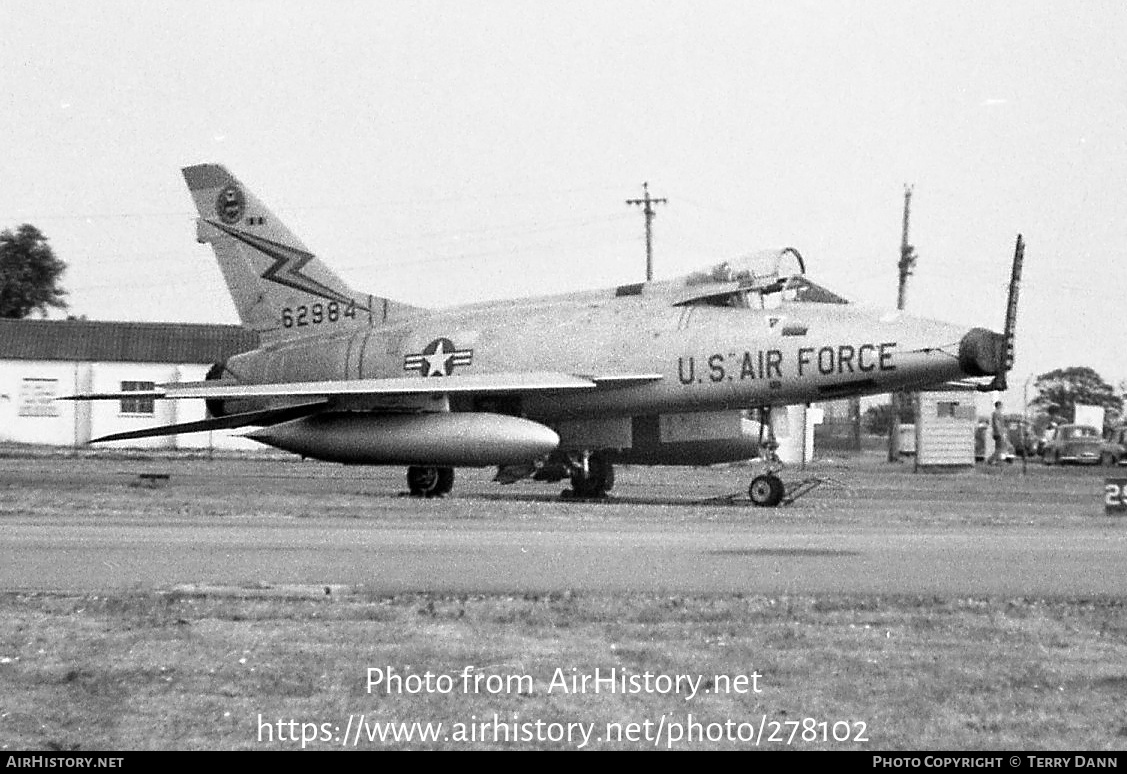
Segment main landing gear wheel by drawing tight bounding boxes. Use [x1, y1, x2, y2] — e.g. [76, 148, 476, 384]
[569, 453, 614, 498]
[749, 474, 785, 507]
[407, 466, 455, 497]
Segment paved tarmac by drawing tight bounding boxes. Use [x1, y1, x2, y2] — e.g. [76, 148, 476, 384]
[3, 517, 1125, 596]
[1, 453, 1125, 596]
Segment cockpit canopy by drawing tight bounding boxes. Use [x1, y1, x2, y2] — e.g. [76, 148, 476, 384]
[676, 247, 848, 308]
[683, 247, 806, 288]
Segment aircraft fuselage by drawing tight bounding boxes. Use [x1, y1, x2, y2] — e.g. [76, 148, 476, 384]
[221, 285, 975, 428]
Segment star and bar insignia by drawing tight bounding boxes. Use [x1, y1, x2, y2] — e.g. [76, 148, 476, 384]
[403, 338, 473, 377]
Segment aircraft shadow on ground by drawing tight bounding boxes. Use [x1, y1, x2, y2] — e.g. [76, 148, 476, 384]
[450, 490, 757, 508]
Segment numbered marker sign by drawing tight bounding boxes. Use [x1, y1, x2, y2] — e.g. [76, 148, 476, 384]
[1105, 479, 1127, 515]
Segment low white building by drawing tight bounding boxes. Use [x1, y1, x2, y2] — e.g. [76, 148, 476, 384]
[913, 388, 977, 468]
[0, 319, 259, 450]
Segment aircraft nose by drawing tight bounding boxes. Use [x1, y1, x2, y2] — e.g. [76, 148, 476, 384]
[958, 327, 1006, 377]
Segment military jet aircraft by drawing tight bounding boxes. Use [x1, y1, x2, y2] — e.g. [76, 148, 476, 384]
[69, 164, 1019, 506]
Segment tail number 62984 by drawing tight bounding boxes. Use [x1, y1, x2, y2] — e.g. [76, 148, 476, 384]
[281, 301, 356, 328]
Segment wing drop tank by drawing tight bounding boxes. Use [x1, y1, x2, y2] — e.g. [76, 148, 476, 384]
[246, 412, 559, 466]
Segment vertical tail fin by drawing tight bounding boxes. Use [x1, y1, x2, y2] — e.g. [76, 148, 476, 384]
[182, 164, 420, 342]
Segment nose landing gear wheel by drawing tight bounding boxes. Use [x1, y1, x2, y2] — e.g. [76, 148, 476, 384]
[749, 474, 785, 507]
[407, 466, 455, 497]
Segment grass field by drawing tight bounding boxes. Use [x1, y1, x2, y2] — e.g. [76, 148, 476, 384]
[1, 446, 1125, 750]
[2, 591, 1126, 750]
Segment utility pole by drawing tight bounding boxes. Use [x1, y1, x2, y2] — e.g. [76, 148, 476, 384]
[626, 182, 667, 282]
[888, 184, 916, 462]
[897, 185, 917, 309]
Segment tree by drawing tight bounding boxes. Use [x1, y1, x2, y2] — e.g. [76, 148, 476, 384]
[1030, 366, 1122, 427]
[0, 224, 68, 318]
[863, 398, 915, 436]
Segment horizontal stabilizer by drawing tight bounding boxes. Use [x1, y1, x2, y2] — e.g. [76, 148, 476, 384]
[88, 401, 328, 443]
[60, 379, 240, 400]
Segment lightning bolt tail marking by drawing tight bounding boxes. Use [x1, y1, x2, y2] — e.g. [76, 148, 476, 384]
[209, 220, 371, 311]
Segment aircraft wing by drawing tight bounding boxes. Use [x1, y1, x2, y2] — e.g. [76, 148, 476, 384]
[63, 371, 664, 402]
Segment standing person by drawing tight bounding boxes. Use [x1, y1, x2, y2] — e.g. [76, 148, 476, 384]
[988, 401, 1006, 464]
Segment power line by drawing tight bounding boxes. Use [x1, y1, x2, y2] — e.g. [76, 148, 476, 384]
[0, 183, 626, 224]
[66, 229, 639, 293]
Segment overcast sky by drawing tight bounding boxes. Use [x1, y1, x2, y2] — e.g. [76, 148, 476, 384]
[3, 1, 1125, 406]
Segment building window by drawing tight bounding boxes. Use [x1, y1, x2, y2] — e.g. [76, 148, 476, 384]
[119, 381, 155, 415]
[18, 378, 60, 417]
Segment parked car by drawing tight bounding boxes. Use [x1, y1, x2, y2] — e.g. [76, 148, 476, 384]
[897, 423, 916, 456]
[975, 422, 1014, 462]
[975, 415, 1034, 462]
[1004, 417, 1037, 458]
[1100, 426, 1127, 466]
[1042, 424, 1102, 465]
